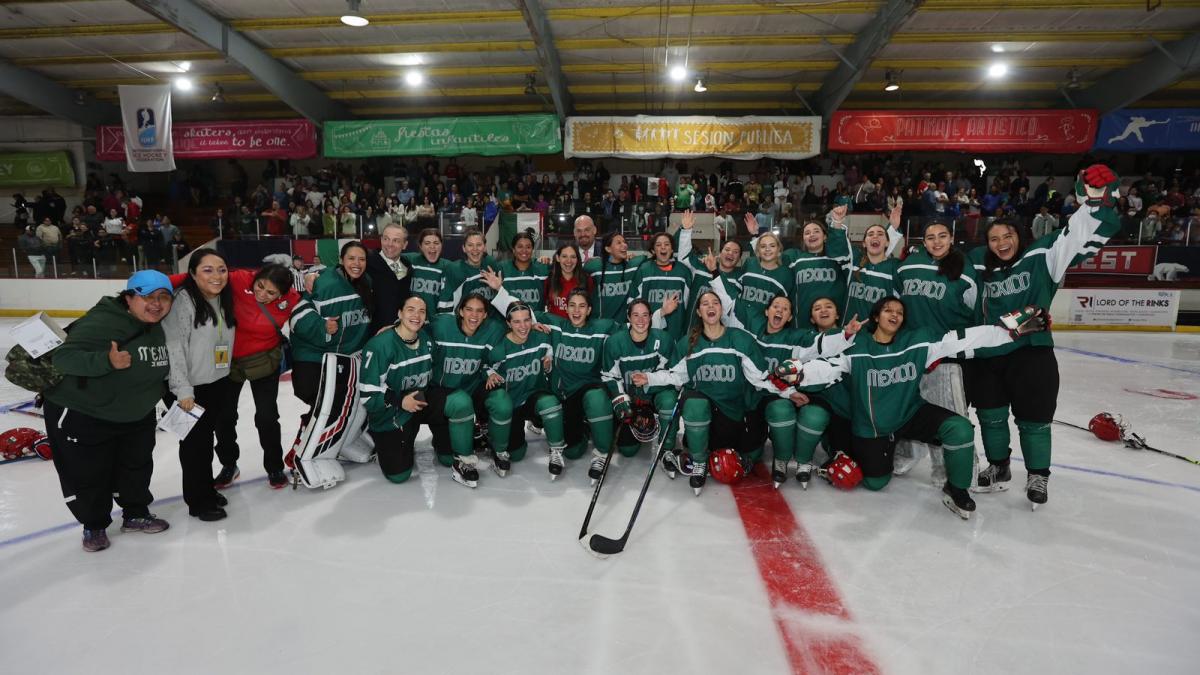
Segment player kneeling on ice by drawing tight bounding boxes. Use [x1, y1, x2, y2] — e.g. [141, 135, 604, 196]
[632, 291, 803, 496]
[483, 303, 567, 479]
[360, 297, 481, 487]
[777, 296, 1048, 519]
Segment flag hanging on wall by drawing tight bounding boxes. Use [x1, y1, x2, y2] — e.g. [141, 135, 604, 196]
[117, 85, 175, 172]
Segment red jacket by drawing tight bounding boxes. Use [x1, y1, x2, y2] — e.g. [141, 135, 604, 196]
[169, 269, 301, 359]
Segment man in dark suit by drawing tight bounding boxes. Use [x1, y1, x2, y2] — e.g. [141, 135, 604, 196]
[573, 215, 602, 264]
[365, 222, 413, 334]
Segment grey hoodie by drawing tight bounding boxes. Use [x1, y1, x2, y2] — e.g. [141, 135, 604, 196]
[162, 289, 235, 400]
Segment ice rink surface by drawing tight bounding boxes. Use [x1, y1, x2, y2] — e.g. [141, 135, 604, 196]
[1, 319, 1198, 675]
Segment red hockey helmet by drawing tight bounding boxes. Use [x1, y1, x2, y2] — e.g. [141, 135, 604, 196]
[1088, 413, 1123, 442]
[827, 452, 863, 490]
[629, 400, 660, 443]
[1, 427, 45, 461]
[707, 448, 746, 485]
[32, 436, 52, 461]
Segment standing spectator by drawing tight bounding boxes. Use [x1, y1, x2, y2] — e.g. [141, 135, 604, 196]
[42, 270, 175, 551]
[573, 215, 600, 263]
[365, 223, 414, 334]
[1140, 211, 1163, 243]
[675, 177, 697, 211]
[18, 225, 45, 277]
[210, 208, 227, 239]
[339, 204, 358, 237]
[290, 205, 312, 238]
[11, 193, 30, 232]
[162, 248, 238, 522]
[159, 217, 180, 250]
[261, 200, 288, 236]
[1031, 205, 1059, 239]
[35, 215, 61, 265]
[66, 218, 95, 275]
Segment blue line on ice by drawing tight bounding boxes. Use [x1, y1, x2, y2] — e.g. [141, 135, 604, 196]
[1056, 346, 1200, 378]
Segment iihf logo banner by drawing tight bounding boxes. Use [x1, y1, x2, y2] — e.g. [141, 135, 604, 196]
[117, 84, 175, 172]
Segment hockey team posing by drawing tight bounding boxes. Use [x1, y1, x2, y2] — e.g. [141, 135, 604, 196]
[37, 165, 1121, 551]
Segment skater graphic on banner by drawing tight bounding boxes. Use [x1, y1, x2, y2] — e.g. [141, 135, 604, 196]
[1107, 115, 1168, 144]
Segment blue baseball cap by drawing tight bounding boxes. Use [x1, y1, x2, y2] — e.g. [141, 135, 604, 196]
[126, 270, 173, 296]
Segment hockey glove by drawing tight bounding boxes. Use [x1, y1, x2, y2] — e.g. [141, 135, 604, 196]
[999, 305, 1051, 338]
[772, 360, 804, 385]
[611, 393, 632, 422]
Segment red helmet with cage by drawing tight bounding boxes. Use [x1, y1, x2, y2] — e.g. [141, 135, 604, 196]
[826, 452, 863, 490]
[1088, 413, 1123, 442]
[1, 427, 46, 461]
[707, 448, 746, 485]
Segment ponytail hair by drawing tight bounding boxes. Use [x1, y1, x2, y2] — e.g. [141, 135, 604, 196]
[922, 221, 965, 281]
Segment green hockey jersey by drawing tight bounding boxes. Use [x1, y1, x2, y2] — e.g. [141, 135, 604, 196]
[782, 228, 851, 324]
[627, 258, 697, 339]
[289, 266, 372, 363]
[896, 250, 979, 335]
[359, 329, 434, 432]
[601, 327, 678, 401]
[485, 330, 554, 408]
[437, 255, 500, 313]
[494, 258, 550, 309]
[403, 252, 452, 318]
[427, 312, 505, 394]
[647, 326, 782, 421]
[583, 255, 643, 322]
[539, 313, 615, 399]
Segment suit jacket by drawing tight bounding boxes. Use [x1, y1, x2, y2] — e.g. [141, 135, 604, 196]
[366, 250, 414, 334]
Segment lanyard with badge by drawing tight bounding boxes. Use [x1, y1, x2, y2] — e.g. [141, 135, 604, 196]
[213, 309, 231, 369]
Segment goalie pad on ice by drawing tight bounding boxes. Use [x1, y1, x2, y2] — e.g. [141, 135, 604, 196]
[294, 352, 375, 489]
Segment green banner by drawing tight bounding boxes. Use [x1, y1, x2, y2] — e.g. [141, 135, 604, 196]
[0, 151, 75, 187]
[323, 114, 562, 158]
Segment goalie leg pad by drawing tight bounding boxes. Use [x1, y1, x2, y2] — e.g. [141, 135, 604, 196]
[295, 457, 346, 490]
[296, 353, 369, 463]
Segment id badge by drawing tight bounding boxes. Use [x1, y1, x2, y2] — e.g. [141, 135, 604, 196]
[214, 345, 231, 370]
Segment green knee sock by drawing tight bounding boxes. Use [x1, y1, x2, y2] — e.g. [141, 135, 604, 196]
[794, 404, 831, 464]
[583, 388, 615, 456]
[536, 395, 566, 451]
[937, 416, 976, 490]
[862, 474, 891, 491]
[445, 391, 476, 457]
[977, 406, 1012, 463]
[563, 439, 589, 460]
[485, 389, 513, 454]
[509, 444, 528, 462]
[1016, 419, 1052, 472]
[681, 398, 712, 464]
[618, 445, 641, 458]
[385, 469, 412, 484]
[655, 389, 680, 451]
[765, 399, 797, 463]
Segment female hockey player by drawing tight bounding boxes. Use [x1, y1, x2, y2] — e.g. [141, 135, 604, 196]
[437, 229, 499, 312]
[403, 228, 452, 318]
[584, 231, 640, 322]
[892, 220, 980, 485]
[786, 212, 852, 325]
[483, 303, 567, 479]
[626, 232, 698, 339]
[493, 231, 549, 308]
[634, 290, 798, 496]
[720, 213, 794, 330]
[967, 164, 1121, 508]
[359, 296, 482, 487]
[425, 292, 513, 476]
[289, 240, 373, 442]
[780, 296, 1048, 519]
[842, 205, 904, 326]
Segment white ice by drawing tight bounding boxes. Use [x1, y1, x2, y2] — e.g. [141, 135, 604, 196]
[1, 319, 1198, 675]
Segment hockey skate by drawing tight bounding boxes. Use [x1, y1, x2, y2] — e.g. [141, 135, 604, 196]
[1026, 474, 1048, 510]
[941, 483, 976, 520]
[588, 454, 608, 486]
[771, 457, 788, 488]
[491, 448, 512, 477]
[795, 463, 814, 490]
[661, 449, 681, 479]
[548, 446, 565, 480]
[452, 455, 480, 489]
[892, 443, 924, 476]
[972, 461, 1012, 493]
[690, 460, 708, 496]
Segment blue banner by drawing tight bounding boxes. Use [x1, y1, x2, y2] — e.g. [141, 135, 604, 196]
[1094, 108, 1200, 152]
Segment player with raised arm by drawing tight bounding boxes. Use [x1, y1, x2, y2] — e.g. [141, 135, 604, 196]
[584, 231, 641, 322]
[437, 229, 499, 313]
[626, 232, 696, 340]
[842, 205, 904, 327]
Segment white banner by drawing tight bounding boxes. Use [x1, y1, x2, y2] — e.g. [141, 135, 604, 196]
[1066, 289, 1180, 327]
[117, 85, 175, 172]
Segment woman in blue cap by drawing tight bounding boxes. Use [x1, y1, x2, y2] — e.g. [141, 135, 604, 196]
[42, 270, 175, 552]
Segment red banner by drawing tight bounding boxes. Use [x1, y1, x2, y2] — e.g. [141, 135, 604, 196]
[96, 119, 317, 161]
[1067, 245, 1157, 276]
[828, 109, 1098, 154]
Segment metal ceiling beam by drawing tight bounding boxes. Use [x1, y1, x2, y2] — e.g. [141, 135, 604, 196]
[127, 0, 348, 124]
[1070, 32, 1200, 113]
[515, 0, 573, 121]
[811, 0, 923, 121]
[0, 59, 118, 127]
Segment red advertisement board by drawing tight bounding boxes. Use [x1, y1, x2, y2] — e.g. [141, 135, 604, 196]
[96, 119, 318, 161]
[828, 109, 1098, 154]
[1067, 245, 1157, 276]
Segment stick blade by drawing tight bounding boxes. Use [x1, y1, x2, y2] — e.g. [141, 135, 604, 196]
[588, 533, 627, 556]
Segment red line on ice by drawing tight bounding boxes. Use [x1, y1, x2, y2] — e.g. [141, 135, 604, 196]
[730, 465, 880, 675]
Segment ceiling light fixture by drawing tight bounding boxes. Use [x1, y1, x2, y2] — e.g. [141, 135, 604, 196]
[210, 83, 225, 103]
[987, 62, 1008, 79]
[174, 76, 194, 92]
[693, 77, 707, 93]
[668, 64, 687, 82]
[341, 0, 369, 28]
[991, 44, 1005, 53]
[883, 69, 901, 92]
[404, 69, 424, 86]
[177, 61, 192, 72]
[1065, 67, 1082, 90]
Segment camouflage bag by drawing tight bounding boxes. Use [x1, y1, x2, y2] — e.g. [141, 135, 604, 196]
[3, 344, 64, 394]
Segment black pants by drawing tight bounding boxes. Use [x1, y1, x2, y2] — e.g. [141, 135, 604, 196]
[680, 390, 751, 453]
[215, 372, 284, 474]
[963, 346, 1059, 423]
[291, 359, 323, 428]
[178, 378, 236, 513]
[44, 400, 156, 530]
[508, 392, 553, 451]
[370, 408, 432, 477]
[808, 396, 853, 456]
[562, 383, 605, 448]
[849, 403, 955, 479]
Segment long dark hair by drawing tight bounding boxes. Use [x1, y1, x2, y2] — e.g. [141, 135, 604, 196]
[253, 263, 293, 297]
[181, 248, 236, 329]
[869, 296, 906, 329]
[598, 231, 628, 317]
[981, 220, 1026, 281]
[687, 290, 722, 356]
[922, 221, 965, 281]
[855, 223, 888, 283]
[510, 231, 535, 265]
[547, 243, 582, 297]
[338, 240, 374, 316]
[455, 292, 489, 334]
[800, 219, 826, 255]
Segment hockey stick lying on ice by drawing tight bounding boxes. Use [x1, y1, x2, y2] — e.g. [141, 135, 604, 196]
[586, 398, 682, 558]
[0, 399, 42, 419]
[1054, 418, 1200, 466]
[577, 429, 620, 543]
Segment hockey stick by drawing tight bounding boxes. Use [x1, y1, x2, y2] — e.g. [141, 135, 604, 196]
[587, 398, 682, 557]
[577, 424, 621, 542]
[1053, 419, 1200, 466]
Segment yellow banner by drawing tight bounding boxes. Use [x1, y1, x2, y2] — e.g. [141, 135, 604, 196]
[564, 115, 821, 160]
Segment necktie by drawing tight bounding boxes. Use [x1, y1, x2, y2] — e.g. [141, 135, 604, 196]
[391, 261, 404, 279]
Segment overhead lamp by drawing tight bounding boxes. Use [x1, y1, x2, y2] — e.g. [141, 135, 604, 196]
[1065, 67, 1082, 90]
[524, 73, 537, 96]
[174, 76, 194, 92]
[404, 69, 424, 86]
[668, 64, 687, 82]
[210, 83, 226, 103]
[177, 61, 192, 72]
[883, 69, 901, 92]
[341, 0, 369, 27]
[693, 77, 707, 93]
[987, 62, 1008, 79]
[991, 44, 1005, 53]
